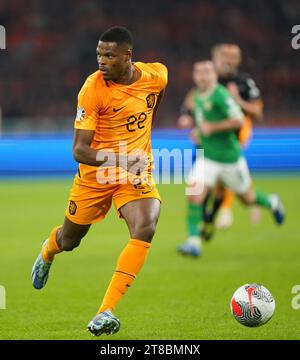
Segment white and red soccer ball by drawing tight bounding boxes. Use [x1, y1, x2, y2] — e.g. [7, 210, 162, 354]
[231, 283, 275, 327]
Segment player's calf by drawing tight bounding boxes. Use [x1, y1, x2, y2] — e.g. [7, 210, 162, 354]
[56, 217, 91, 251]
[58, 234, 81, 251]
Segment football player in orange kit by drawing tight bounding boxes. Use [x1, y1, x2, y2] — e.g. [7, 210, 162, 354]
[31, 26, 168, 336]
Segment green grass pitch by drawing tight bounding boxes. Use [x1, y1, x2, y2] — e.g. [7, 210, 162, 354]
[0, 176, 299, 340]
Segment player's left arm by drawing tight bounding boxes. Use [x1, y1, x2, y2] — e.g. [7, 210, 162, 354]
[152, 89, 165, 126]
[151, 62, 168, 127]
[227, 80, 263, 122]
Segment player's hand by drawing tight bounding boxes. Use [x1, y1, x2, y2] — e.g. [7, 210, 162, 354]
[200, 121, 214, 136]
[189, 128, 200, 145]
[120, 154, 149, 175]
[227, 82, 241, 101]
[178, 114, 194, 129]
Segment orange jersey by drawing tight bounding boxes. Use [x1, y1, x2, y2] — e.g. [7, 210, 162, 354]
[75, 62, 167, 153]
[74, 62, 167, 185]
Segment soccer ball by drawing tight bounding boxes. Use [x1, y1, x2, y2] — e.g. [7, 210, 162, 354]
[230, 283, 275, 327]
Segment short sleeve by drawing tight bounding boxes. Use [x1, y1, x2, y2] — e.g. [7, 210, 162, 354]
[151, 62, 168, 90]
[74, 77, 100, 130]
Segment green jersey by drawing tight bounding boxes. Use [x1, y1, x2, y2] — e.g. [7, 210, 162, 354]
[193, 84, 244, 163]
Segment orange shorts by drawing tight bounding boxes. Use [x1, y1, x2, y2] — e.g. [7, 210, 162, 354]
[65, 169, 160, 225]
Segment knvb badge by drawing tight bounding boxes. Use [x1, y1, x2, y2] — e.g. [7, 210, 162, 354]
[0, 25, 6, 49]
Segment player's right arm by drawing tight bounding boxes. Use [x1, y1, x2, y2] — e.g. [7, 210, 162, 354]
[178, 89, 195, 129]
[73, 77, 147, 174]
[72, 129, 147, 173]
[73, 128, 111, 166]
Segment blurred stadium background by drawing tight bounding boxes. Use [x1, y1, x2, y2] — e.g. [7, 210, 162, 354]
[0, 0, 299, 340]
[1, 0, 300, 131]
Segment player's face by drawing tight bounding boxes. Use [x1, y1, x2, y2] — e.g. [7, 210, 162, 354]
[193, 62, 217, 91]
[96, 41, 131, 81]
[213, 45, 241, 77]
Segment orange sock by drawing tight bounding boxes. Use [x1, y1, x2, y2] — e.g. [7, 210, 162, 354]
[221, 189, 234, 210]
[98, 238, 151, 313]
[41, 225, 63, 263]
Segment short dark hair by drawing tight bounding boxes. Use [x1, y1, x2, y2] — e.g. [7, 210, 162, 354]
[194, 57, 212, 64]
[100, 26, 133, 48]
[211, 43, 241, 57]
[211, 43, 224, 57]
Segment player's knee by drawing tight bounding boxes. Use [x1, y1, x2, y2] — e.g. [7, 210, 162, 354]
[131, 222, 156, 243]
[187, 195, 203, 204]
[239, 193, 255, 206]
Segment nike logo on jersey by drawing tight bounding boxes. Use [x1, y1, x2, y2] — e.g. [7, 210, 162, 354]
[113, 106, 126, 112]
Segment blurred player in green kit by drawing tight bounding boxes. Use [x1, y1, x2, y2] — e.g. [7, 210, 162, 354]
[177, 60, 284, 257]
